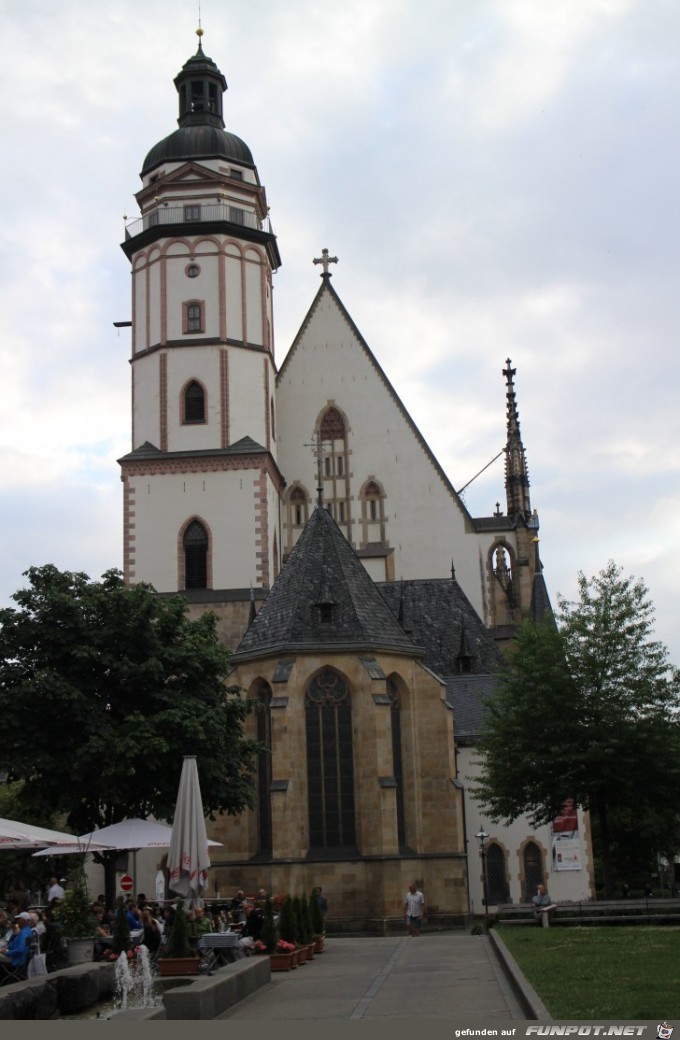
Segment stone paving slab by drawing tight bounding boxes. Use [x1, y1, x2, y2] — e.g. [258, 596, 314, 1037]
[216, 934, 528, 1022]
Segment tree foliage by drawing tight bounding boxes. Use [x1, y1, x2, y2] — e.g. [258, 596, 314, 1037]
[473, 561, 680, 896]
[0, 565, 262, 902]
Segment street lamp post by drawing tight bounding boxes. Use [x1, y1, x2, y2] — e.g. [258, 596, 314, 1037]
[476, 828, 489, 923]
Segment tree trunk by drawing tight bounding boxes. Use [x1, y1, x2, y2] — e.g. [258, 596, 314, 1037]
[595, 793, 614, 898]
[92, 851, 120, 909]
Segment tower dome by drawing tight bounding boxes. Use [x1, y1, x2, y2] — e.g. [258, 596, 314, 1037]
[141, 36, 254, 176]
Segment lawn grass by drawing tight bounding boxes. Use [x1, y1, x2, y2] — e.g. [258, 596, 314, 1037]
[496, 925, 680, 1019]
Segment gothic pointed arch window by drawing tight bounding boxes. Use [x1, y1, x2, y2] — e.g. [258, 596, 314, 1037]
[359, 478, 387, 547]
[486, 843, 509, 904]
[386, 676, 407, 849]
[317, 405, 351, 541]
[183, 380, 206, 423]
[283, 484, 311, 558]
[522, 840, 544, 902]
[183, 520, 208, 589]
[306, 669, 356, 849]
[253, 680, 273, 854]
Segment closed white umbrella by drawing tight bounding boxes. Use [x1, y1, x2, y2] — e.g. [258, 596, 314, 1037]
[167, 756, 213, 907]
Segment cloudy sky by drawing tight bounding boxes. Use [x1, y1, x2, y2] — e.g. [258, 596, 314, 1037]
[2, 0, 679, 662]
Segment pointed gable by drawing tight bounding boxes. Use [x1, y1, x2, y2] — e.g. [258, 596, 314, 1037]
[277, 278, 472, 520]
[232, 505, 423, 661]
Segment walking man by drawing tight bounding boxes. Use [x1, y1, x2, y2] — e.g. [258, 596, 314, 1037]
[404, 882, 426, 936]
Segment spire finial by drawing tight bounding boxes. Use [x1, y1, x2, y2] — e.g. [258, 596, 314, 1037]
[313, 248, 339, 277]
[503, 358, 531, 519]
[196, 1, 204, 48]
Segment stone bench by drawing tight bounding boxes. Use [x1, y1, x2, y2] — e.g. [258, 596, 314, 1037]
[0, 962, 116, 1019]
[114, 955, 271, 1021]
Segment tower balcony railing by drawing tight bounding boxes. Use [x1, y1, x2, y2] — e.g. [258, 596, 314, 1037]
[124, 203, 270, 240]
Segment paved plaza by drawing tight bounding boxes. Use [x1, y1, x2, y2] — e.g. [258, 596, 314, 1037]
[217, 933, 537, 1022]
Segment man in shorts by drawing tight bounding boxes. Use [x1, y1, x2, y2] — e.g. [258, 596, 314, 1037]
[403, 882, 426, 936]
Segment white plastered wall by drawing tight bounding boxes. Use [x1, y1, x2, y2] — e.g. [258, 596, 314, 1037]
[458, 747, 594, 911]
[130, 467, 265, 591]
[276, 291, 499, 618]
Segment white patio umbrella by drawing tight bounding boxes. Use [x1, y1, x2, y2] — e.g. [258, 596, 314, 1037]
[0, 816, 83, 849]
[33, 816, 221, 856]
[167, 756, 213, 907]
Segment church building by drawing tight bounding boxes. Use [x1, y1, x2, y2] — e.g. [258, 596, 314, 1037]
[118, 33, 593, 928]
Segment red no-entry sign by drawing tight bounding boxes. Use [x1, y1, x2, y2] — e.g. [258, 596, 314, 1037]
[120, 874, 134, 893]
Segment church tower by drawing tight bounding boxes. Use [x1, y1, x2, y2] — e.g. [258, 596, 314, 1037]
[119, 32, 283, 620]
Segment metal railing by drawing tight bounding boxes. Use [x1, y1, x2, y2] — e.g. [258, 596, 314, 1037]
[124, 203, 267, 240]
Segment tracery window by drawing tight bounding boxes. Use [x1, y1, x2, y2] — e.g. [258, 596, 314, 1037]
[359, 479, 387, 546]
[306, 669, 356, 849]
[317, 406, 351, 541]
[486, 843, 509, 904]
[387, 677, 406, 849]
[254, 681, 272, 854]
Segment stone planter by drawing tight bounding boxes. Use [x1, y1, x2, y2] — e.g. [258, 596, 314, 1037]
[157, 956, 201, 976]
[313, 937, 325, 954]
[66, 937, 95, 966]
[306, 942, 315, 960]
[296, 945, 307, 964]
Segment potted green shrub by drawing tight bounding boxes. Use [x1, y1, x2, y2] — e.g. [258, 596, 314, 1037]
[58, 884, 97, 965]
[158, 900, 200, 976]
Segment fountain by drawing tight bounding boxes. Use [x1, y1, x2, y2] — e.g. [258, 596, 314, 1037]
[112, 945, 157, 1013]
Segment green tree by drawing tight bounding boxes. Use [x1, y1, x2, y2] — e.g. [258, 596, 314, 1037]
[278, 896, 296, 945]
[164, 900, 193, 959]
[473, 562, 680, 898]
[260, 896, 277, 953]
[0, 565, 262, 906]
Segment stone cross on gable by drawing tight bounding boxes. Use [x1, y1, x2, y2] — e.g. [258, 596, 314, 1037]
[313, 248, 339, 277]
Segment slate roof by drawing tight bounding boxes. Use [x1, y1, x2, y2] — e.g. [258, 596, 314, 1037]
[530, 569, 553, 623]
[118, 436, 268, 465]
[232, 506, 424, 661]
[442, 674, 499, 744]
[377, 579, 503, 677]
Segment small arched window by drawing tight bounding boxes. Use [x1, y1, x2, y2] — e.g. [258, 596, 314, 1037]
[183, 520, 208, 589]
[184, 381, 205, 423]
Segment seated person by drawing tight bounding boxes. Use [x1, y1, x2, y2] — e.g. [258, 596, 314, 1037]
[141, 909, 162, 954]
[0, 912, 33, 977]
[230, 890, 246, 923]
[531, 883, 554, 920]
[238, 899, 264, 952]
[192, 906, 213, 937]
[93, 907, 112, 961]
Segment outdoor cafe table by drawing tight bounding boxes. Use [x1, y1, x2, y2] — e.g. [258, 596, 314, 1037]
[197, 931, 243, 967]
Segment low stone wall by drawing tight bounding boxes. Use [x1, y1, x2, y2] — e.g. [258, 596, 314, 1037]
[113, 956, 271, 1021]
[0, 962, 116, 1020]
